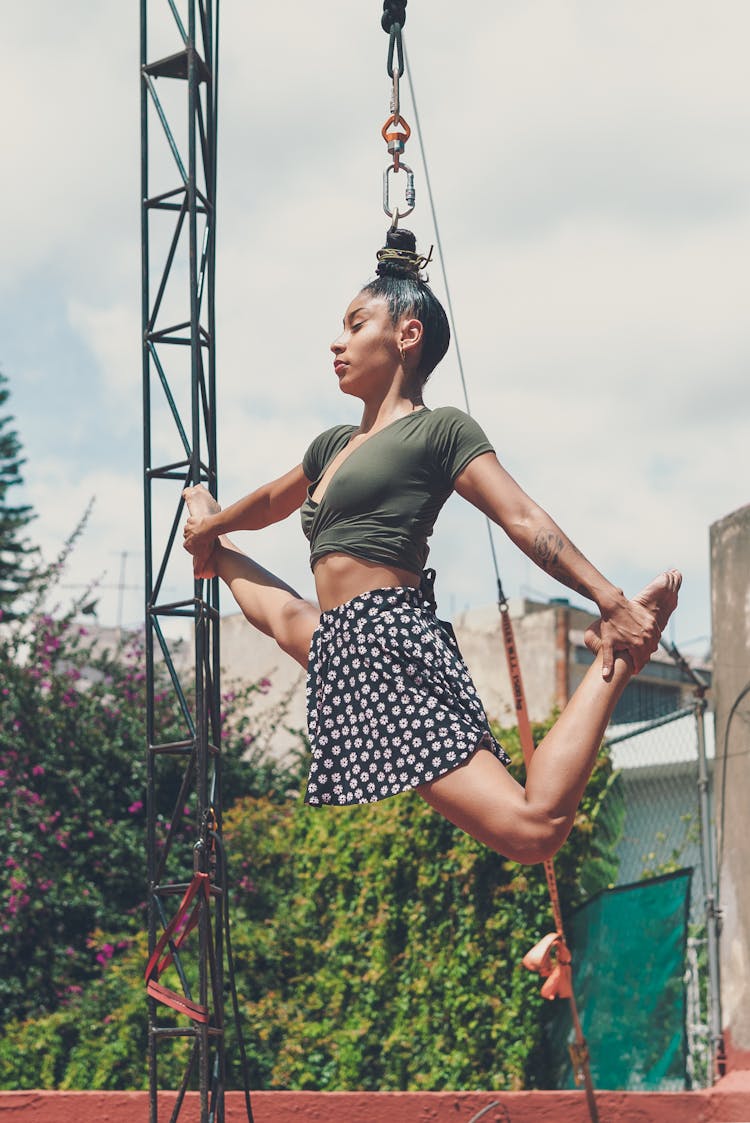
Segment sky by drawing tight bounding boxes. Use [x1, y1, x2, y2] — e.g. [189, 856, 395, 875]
[2, 1, 749, 657]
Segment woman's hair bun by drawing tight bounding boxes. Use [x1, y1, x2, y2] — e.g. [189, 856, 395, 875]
[375, 227, 431, 281]
[384, 227, 417, 255]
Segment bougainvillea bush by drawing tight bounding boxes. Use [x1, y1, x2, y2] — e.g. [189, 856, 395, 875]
[0, 607, 301, 1030]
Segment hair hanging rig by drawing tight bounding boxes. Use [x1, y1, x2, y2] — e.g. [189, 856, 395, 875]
[376, 6, 433, 282]
[380, 1, 415, 224]
[375, 226, 433, 283]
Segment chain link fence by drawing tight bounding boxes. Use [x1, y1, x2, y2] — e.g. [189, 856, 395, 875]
[606, 703, 715, 1087]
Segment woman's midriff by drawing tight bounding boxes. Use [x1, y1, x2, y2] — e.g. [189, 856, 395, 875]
[313, 553, 420, 613]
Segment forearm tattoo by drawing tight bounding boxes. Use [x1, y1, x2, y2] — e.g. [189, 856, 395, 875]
[533, 530, 590, 598]
[534, 530, 563, 571]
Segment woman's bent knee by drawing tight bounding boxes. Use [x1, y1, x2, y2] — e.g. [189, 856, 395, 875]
[505, 816, 571, 865]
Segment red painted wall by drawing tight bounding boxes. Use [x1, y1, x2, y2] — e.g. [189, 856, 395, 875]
[1, 1082, 750, 1123]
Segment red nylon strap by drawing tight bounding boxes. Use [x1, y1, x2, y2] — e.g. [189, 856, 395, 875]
[498, 603, 600, 1120]
[522, 931, 572, 1000]
[499, 606, 565, 932]
[145, 872, 211, 1023]
[499, 607, 535, 772]
[543, 856, 565, 937]
[146, 980, 210, 1023]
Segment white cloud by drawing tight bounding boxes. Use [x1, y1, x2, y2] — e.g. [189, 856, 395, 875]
[3, 0, 749, 651]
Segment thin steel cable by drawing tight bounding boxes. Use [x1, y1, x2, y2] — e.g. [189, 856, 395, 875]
[717, 679, 750, 898]
[403, 41, 505, 597]
[403, 48, 601, 1122]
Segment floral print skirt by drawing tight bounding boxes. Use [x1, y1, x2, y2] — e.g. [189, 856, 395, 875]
[305, 586, 510, 806]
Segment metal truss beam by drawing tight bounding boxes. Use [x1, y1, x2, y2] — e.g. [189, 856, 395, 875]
[140, 3, 226, 1121]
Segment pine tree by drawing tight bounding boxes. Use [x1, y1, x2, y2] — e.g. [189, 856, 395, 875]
[0, 370, 39, 619]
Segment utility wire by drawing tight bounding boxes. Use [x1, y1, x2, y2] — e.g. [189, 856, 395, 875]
[403, 40, 506, 598]
[717, 679, 750, 897]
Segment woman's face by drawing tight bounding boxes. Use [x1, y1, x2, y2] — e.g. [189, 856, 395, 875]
[330, 292, 404, 399]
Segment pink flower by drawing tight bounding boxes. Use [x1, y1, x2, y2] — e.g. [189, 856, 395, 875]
[32, 764, 45, 776]
[96, 943, 115, 966]
[128, 800, 143, 814]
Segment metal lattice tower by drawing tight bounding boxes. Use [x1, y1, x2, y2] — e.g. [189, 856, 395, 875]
[140, 2, 224, 1119]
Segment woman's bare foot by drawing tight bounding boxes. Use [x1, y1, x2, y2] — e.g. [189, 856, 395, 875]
[632, 569, 682, 632]
[183, 485, 222, 578]
[586, 569, 682, 672]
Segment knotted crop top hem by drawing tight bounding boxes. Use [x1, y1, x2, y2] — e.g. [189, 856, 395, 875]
[300, 406, 495, 574]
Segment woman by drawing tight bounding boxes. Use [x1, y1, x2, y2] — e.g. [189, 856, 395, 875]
[183, 228, 680, 865]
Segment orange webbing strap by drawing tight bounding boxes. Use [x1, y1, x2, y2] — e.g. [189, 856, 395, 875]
[145, 871, 211, 1024]
[522, 931, 572, 999]
[498, 601, 599, 1122]
[499, 605, 534, 772]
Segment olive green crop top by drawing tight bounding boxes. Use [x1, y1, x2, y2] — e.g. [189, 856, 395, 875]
[300, 406, 494, 574]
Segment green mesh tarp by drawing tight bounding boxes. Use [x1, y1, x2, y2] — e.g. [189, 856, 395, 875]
[544, 868, 692, 1091]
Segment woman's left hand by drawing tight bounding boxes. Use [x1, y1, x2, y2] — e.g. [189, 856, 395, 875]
[585, 593, 660, 677]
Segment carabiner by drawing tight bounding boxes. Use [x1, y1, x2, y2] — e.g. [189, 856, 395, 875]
[383, 162, 415, 220]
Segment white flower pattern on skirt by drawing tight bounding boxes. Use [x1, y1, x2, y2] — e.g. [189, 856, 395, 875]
[305, 586, 510, 806]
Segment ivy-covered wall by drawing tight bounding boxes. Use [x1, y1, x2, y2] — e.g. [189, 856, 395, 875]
[1, 656, 623, 1092]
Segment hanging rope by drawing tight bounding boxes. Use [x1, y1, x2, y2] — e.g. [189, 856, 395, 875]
[402, 40, 600, 1123]
[380, 2, 415, 223]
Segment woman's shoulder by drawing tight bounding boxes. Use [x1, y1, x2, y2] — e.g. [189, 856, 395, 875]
[422, 406, 495, 478]
[423, 405, 490, 437]
[302, 422, 357, 478]
[425, 404, 471, 423]
[306, 421, 358, 450]
[311, 421, 358, 443]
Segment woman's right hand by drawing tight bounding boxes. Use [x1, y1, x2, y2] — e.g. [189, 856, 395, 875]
[183, 485, 223, 578]
[183, 513, 215, 554]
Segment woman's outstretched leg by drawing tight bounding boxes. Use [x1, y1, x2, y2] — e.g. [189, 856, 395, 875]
[183, 486, 320, 670]
[419, 570, 681, 863]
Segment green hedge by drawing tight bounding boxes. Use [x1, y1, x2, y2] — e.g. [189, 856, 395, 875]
[0, 720, 624, 1091]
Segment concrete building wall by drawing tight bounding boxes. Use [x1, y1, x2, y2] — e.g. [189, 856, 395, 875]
[711, 503, 750, 1064]
[219, 613, 307, 761]
[209, 596, 702, 760]
[452, 599, 563, 726]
